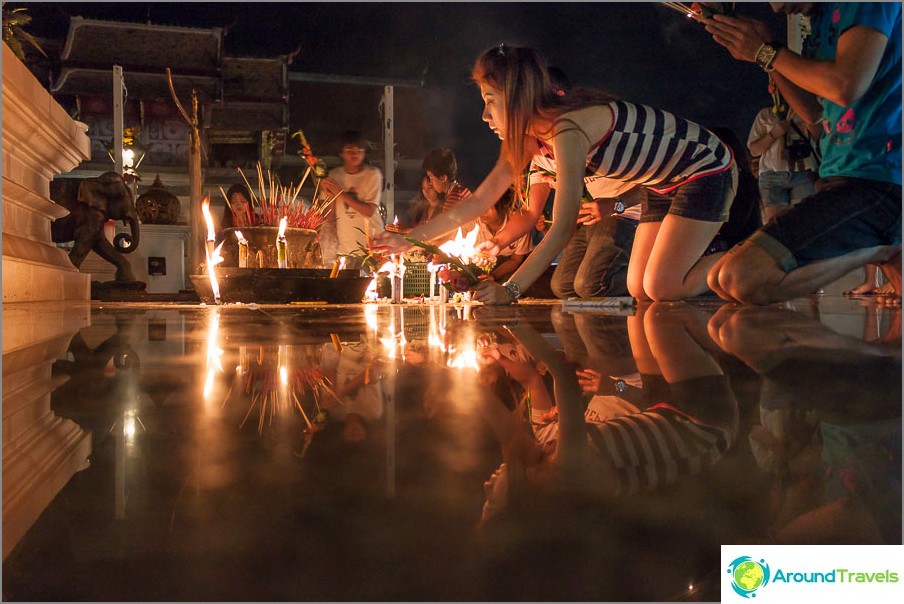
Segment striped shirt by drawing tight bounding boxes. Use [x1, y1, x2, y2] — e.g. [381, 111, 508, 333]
[542, 100, 734, 194]
[586, 404, 733, 496]
[533, 400, 734, 497]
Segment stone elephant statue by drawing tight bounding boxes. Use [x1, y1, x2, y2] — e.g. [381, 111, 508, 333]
[50, 171, 141, 282]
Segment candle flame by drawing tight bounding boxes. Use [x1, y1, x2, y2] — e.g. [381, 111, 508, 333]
[201, 196, 216, 242]
[206, 241, 225, 301]
[277, 216, 288, 238]
[438, 224, 481, 264]
[364, 276, 379, 301]
[234, 230, 248, 244]
[338, 256, 346, 270]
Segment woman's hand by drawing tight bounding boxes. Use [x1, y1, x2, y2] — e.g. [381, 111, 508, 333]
[473, 280, 514, 305]
[370, 229, 413, 255]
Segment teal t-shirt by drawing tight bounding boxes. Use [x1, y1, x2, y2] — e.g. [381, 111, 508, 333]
[804, 3, 902, 185]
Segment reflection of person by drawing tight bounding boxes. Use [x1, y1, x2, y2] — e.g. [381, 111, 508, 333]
[422, 148, 472, 213]
[374, 45, 737, 305]
[318, 130, 385, 266]
[708, 305, 901, 544]
[222, 183, 253, 230]
[747, 78, 819, 223]
[473, 314, 738, 523]
[320, 339, 384, 444]
[704, 3, 902, 305]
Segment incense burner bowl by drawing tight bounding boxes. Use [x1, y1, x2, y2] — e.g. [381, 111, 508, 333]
[219, 226, 323, 269]
[190, 268, 371, 304]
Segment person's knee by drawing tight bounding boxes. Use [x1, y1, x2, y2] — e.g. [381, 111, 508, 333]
[713, 252, 778, 305]
[550, 271, 575, 299]
[642, 278, 688, 302]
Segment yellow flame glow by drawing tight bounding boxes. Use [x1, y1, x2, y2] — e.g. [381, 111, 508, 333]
[277, 216, 288, 238]
[201, 196, 216, 242]
[206, 241, 225, 301]
[203, 310, 224, 404]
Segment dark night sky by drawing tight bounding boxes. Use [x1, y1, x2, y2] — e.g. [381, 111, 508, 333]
[22, 2, 784, 188]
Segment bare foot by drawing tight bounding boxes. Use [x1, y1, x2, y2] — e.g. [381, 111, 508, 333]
[844, 280, 878, 296]
[877, 253, 902, 307]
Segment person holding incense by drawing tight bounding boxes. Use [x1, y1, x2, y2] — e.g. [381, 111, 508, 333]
[318, 130, 384, 268]
[221, 183, 253, 230]
[373, 44, 737, 304]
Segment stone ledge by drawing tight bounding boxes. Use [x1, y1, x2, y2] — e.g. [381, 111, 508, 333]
[1, 258, 90, 303]
[1, 43, 90, 180]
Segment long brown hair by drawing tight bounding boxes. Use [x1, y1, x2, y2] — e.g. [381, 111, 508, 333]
[472, 44, 618, 199]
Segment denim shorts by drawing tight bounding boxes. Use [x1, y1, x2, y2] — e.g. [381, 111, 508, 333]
[751, 176, 902, 271]
[759, 170, 817, 209]
[641, 164, 738, 223]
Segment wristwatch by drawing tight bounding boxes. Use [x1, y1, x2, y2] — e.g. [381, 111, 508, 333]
[502, 280, 522, 301]
[755, 42, 783, 72]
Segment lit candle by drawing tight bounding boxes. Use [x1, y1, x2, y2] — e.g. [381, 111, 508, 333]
[201, 196, 223, 303]
[276, 216, 288, 268]
[439, 268, 450, 304]
[390, 254, 406, 304]
[329, 255, 346, 278]
[427, 261, 438, 300]
[234, 230, 249, 268]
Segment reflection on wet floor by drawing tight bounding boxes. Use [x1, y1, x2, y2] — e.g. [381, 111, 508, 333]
[2, 298, 901, 601]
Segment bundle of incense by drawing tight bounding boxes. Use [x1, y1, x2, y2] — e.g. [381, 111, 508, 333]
[561, 296, 636, 315]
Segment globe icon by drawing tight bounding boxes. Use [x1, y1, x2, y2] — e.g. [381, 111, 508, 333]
[733, 561, 765, 592]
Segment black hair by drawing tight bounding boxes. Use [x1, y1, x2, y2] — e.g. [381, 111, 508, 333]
[339, 130, 367, 150]
[493, 187, 517, 217]
[222, 183, 252, 229]
[421, 148, 458, 180]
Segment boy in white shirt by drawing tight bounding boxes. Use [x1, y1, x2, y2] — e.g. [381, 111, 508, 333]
[319, 131, 384, 267]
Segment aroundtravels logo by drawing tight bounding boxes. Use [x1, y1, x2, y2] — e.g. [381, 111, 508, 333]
[727, 556, 771, 598]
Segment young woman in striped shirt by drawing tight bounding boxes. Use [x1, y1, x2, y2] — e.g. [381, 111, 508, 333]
[373, 44, 738, 303]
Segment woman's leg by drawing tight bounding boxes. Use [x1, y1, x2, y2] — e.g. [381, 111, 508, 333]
[626, 221, 660, 301]
[642, 214, 726, 301]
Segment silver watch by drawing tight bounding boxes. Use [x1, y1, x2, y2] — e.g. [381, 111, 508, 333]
[503, 281, 521, 300]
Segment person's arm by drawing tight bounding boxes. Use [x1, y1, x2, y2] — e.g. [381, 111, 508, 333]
[320, 178, 376, 217]
[706, 14, 890, 117]
[490, 253, 526, 282]
[489, 181, 550, 251]
[372, 158, 512, 253]
[771, 24, 889, 109]
[748, 111, 788, 158]
[501, 129, 587, 294]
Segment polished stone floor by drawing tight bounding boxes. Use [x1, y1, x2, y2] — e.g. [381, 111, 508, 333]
[2, 296, 901, 601]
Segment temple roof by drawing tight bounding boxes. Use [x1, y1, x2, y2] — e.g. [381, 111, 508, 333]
[52, 17, 223, 100]
[59, 17, 222, 70]
[49, 17, 290, 130]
